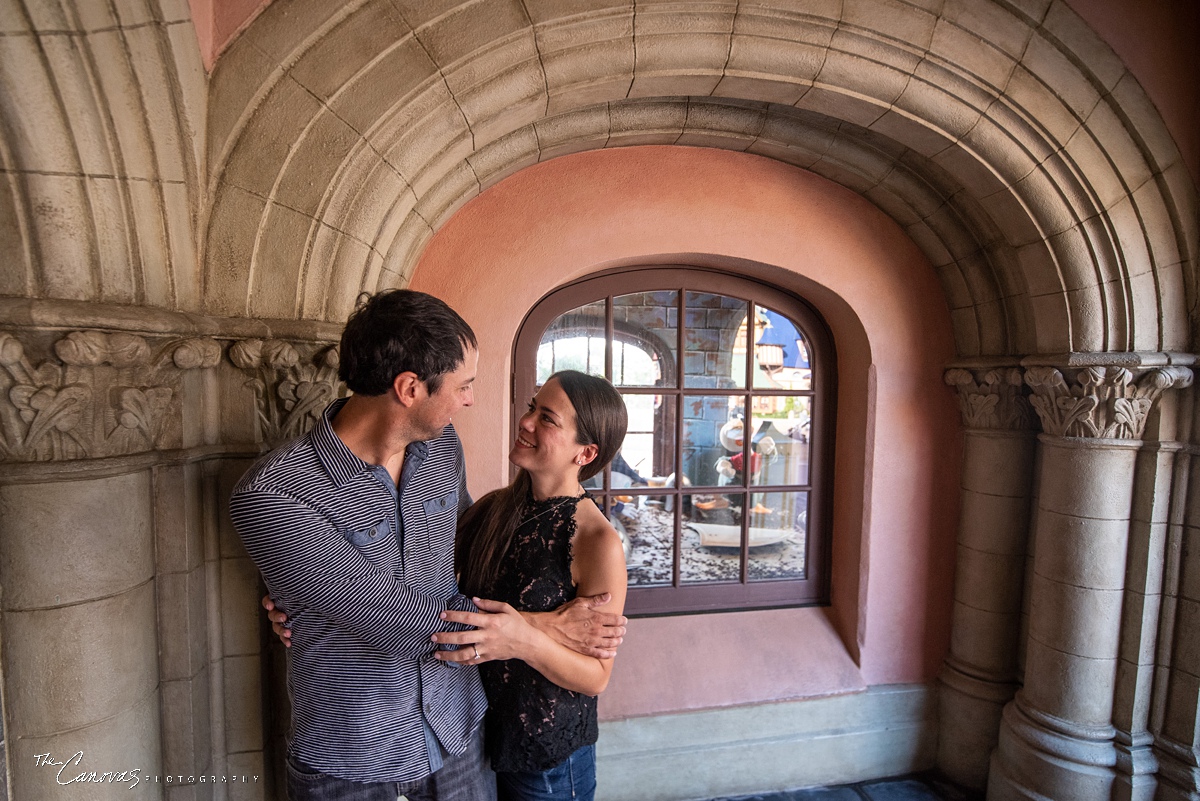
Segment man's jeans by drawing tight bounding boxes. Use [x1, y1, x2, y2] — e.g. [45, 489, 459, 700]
[286, 727, 496, 801]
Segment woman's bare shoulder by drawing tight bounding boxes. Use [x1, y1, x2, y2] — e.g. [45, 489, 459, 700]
[571, 496, 628, 598]
[572, 498, 623, 554]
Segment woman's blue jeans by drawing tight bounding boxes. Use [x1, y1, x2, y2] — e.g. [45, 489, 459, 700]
[495, 744, 596, 801]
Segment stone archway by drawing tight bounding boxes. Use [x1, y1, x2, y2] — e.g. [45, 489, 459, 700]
[203, 0, 1195, 356]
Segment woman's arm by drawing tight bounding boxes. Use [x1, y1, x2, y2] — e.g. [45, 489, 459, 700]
[517, 502, 628, 694]
[433, 501, 628, 695]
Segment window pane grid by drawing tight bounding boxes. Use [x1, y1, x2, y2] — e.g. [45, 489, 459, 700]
[522, 270, 830, 615]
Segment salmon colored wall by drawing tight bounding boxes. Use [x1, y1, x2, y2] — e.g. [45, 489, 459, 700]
[1064, 0, 1200, 183]
[188, 0, 269, 71]
[412, 146, 961, 709]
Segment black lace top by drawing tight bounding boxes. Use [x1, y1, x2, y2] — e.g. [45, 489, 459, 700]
[478, 492, 599, 773]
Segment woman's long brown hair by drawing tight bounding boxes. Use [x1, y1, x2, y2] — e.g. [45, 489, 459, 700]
[456, 371, 627, 597]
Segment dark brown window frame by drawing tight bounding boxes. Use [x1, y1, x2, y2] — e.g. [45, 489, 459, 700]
[513, 267, 836, 616]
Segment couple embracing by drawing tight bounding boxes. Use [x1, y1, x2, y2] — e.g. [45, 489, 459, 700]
[229, 290, 630, 801]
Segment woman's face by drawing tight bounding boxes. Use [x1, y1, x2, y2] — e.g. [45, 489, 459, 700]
[509, 378, 591, 477]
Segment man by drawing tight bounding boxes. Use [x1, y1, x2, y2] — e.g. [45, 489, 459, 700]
[230, 290, 624, 801]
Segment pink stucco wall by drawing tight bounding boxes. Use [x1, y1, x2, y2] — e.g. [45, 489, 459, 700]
[1064, 0, 1199, 183]
[188, 0, 269, 71]
[412, 146, 961, 714]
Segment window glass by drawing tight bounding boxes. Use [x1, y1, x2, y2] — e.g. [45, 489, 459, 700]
[617, 392, 674, 486]
[613, 291, 678, 388]
[682, 395, 744, 488]
[747, 490, 808, 581]
[621, 493, 674, 588]
[748, 396, 810, 487]
[680, 493, 743, 584]
[537, 300, 606, 383]
[753, 306, 811, 390]
[683, 292, 746, 389]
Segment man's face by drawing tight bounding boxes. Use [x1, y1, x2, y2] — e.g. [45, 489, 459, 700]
[412, 346, 477, 439]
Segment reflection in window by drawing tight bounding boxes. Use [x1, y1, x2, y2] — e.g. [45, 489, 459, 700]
[539, 337, 661, 387]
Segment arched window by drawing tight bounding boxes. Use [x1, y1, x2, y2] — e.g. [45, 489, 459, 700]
[514, 268, 834, 615]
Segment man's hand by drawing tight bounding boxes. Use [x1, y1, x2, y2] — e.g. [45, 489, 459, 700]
[526, 593, 627, 659]
[432, 597, 538, 664]
[262, 594, 292, 648]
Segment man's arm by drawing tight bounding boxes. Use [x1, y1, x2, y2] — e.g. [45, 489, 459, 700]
[264, 592, 625, 656]
[231, 487, 462, 658]
[522, 594, 627, 659]
[434, 517, 628, 693]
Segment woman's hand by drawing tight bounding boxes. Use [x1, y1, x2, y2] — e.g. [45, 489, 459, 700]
[262, 594, 292, 648]
[431, 597, 542, 664]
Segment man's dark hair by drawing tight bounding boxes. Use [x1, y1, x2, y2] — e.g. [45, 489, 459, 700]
[339, 290, 477, 396]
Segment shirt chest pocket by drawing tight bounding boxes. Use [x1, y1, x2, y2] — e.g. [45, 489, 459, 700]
[419, 489, 458, 553]
[344, 517, 399, 568]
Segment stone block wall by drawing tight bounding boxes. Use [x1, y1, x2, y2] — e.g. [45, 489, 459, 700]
[0, 305, 342, 800]
[682, 295, 745, 391]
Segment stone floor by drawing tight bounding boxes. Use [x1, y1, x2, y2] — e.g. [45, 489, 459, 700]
[703, 772, 979, 801]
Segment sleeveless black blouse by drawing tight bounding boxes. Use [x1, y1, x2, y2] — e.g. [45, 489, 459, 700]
[478, 492, 599, 773]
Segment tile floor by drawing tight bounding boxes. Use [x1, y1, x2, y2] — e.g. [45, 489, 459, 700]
[704, 772, 980, 801]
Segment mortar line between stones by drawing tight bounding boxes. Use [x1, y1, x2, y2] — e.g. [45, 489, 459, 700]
[0, 168, 186, 184]
[0, 18, 193, 38]
[626, 0, 637, 99]
[517, 0, 551, 119]
[7, 573, 156, 613]
[383, 0, 477, 153]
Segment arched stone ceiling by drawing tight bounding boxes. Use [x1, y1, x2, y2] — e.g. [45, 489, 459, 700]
[0, 0, 206, 308]
[204, 0, 1198, 357]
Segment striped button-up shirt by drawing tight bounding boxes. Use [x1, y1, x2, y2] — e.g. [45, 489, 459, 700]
[229, 398, 488, 783]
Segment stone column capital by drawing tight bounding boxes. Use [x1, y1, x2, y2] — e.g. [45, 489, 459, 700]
[0, 326, 347, 461]
[0, 329, 222, 462]
[228, 338, 345, 448]
[944, 366, 1035, 431]
[1023, 364, 1192, 439]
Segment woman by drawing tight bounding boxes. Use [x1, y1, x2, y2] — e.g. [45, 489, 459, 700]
[441, 370, 629, 801]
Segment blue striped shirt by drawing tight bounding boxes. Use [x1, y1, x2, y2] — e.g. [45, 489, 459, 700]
[229, 398, 488, 783]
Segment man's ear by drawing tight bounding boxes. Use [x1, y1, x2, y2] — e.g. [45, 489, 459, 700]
[391, 372, 423, 407]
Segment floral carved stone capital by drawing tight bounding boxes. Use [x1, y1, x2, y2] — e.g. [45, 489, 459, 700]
[229, 339, 344, 447]
[945, 367, 1035, 430]
[0, 330, 222, 462]
[1024, 365, 1193, 439]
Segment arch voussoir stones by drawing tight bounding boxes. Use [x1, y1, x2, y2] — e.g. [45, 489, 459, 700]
[203, 0, 1194, 359]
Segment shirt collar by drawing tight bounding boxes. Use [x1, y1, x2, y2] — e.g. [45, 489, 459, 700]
[311, 398, 437, 488]
[312, 398, 371, 487]
[398, 438, 429, 496]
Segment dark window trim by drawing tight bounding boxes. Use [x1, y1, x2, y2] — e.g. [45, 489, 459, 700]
[513, 267, 837, 617]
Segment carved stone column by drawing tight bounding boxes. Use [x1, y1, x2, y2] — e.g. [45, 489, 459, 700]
[1153, 382, 1200, 801]
[0, 317, 345, 799]
[0, 330, 221, 800]
[989, 364, 1193, 801]
[938, 367, 1036, 791]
